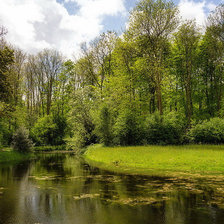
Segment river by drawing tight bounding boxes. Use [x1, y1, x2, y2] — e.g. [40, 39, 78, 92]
[0, 153, 224, 224]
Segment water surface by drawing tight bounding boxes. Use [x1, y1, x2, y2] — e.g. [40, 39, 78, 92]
[0, 153, 224, 224]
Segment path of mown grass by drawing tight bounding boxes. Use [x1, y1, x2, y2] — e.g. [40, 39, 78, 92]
[0, 148, 32, 163]
[85, 144, 224, 177]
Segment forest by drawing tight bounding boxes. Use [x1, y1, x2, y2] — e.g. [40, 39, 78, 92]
[0, 0, 224, 150]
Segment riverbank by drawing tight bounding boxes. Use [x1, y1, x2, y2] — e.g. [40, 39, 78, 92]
[0, 145, 75, 164]
[34, 145, 67, 152]
[85, 144, 224, 177]
[0, 148, 32, 163]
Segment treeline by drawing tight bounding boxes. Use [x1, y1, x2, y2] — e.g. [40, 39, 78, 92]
[0, 31, 73, 147]
[0, 0, 224, 149]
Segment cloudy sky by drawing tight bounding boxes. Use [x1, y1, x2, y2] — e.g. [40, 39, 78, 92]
[0, 0, 222, 58]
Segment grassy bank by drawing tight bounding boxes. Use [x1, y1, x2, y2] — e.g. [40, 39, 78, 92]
[0, 148, 32, 163]
[85, 144, 224, 177]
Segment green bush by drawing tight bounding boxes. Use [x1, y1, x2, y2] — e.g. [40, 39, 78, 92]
[190, 118, 224, 144]
[145, 112, 185, 145]
[113, 110, 143, 146]
[11, 127, 33, 152]
[97, 106, 113, 146]
[67, 118, 98, 149]
[31, 114, 67, 146]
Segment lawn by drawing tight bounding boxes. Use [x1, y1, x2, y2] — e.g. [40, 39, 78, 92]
[85, 144, 224, 176]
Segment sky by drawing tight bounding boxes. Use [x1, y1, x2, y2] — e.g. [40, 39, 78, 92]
[0, 0, 222, 58]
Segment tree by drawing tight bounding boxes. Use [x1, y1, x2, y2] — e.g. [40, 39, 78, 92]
[24, 49, 63, 117]
[11, 126, 33, 152]
[207, 4, 224, 42]
[0, 26, 14, 130]
[9, 48, 26, 107]
[172, 20, 200, 125]
[198, 29, 224, 116]
[52, 60, 74, 117]
[38, 49, 63, 115]
[68, 87, 99, 148]
[127, 0, 179, 114]
[0, 43, 14, 105]
[97, 106, 113, 146]
[76, 32, 117, 98]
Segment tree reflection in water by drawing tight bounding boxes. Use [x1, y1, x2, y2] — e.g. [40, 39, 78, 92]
[0, 154, 224, 224]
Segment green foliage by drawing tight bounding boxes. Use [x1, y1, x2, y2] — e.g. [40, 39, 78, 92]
[95, 106, 113, 146]
[0, 45, 14, 104]
[0, 120, 13, 147]
[34, 145, 67, 152]
[190, 118, 224, 144]
[68, 87, 99, 148]
[113, 110, 143, 146]
[1, 4, 224, 149]
[145, 112, 185, 145]
[31, 114, 67, 146]
[11, 126, 33, 152]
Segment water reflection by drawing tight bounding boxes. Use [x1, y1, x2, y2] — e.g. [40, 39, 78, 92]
[0, 154, 224, 224]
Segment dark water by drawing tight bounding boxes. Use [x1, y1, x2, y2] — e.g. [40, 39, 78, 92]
[0, 153, 224, 224]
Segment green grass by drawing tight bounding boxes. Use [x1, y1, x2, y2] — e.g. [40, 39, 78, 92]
[0, 148, 32, 163]
[85, 144, 224, 177]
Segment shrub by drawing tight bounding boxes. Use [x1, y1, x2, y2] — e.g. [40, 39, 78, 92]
[145, 112, 185, 145]
[190, 117, 224, 144]
[31, 114, 67, 146]
[97, 106, 113, 146]
[113, 110, 143, 146]
[31, 115, 56, 145]
[11, 127, 33, 152]
[66, 117, 98, 149]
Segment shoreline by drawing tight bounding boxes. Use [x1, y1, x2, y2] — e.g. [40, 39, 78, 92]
[0, 150, 33, 164]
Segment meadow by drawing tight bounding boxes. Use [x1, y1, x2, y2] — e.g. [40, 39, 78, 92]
[85, 144, 224, 176]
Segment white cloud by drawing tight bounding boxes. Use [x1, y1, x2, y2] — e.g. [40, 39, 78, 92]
[178, 0, 207, 26]
[0, 0, 126, 58]
[207, 2, 217, 11]
[178, 0, 218, 28]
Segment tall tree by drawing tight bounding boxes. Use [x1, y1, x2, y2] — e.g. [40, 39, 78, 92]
[207, 4, 224, 43]
[172, 20, 200, 125]
[38, 49, 63, 115]
[9, 48, 26, 107]
[0, 27, 14, 116]
[127, 0, 179, 114]
[24, 49, 63, 117]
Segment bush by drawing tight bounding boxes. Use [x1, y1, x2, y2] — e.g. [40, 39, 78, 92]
[145, 112, 185, 145]
[11, 127, 33, 152]
[113, 110, 143, 146]
[97, 106, 113, 146]
[190, 118, 224, 144]
[31, 114, 67, 146]
[67, 117, 98, 149]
